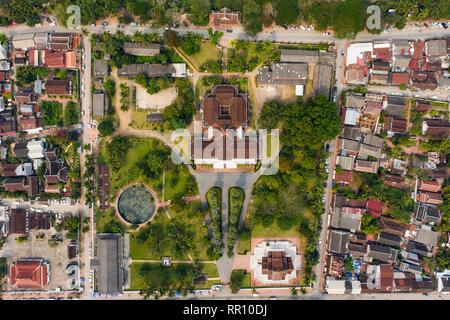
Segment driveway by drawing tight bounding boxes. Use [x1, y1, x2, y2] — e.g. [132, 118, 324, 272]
[194, 171, 262, 283]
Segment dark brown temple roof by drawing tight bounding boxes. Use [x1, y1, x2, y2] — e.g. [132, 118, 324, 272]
[202, 85, 248, 129]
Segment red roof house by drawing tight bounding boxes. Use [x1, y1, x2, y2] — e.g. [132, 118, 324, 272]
[418, 179, 441, 193]
[379, 265, 394, 293]
[364, 198, 386, 218]
[44, 50, 65, 68]
[416, 191, 443, 205]
[10, 259, 49, 289]
[391, 72, 410, 85]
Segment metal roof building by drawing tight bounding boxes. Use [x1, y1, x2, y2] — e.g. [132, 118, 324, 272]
[93, 233, 125, 294]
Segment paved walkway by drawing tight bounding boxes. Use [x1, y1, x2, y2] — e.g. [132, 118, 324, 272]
[131, 260, 217, 264]
[195, 170, 263, 283]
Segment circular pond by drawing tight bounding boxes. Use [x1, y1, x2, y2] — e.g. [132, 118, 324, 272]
[117, 185, 156, 224]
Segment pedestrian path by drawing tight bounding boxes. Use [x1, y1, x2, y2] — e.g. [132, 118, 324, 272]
[131, 260, 217, 264]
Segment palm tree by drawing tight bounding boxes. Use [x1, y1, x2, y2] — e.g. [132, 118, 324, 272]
[290, 286, 298, 296]
[132, 31, 144, 43]
[300, 287, 307, 296]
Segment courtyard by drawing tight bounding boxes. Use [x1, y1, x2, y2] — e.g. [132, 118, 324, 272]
[1, 228, 75, 291]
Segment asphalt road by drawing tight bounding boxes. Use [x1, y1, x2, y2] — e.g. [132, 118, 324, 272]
[79, 34, 94, 298]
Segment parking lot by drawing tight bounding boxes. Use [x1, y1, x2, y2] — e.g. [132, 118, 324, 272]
[1, 198, 81, 215]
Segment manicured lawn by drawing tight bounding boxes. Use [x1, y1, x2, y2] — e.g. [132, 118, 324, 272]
[251, 222, 300, 238]
[242, 273, 251, 288]
[195, 280, 221, 289]
[129, 201, 209, 261]
[95, 208, 125, 234]
[130, 262, 202, 290]
[237, 236, 251, 255]
[99, 138, 198, 203]
[130, 262, 147, 290]
[199, 263, 219, 278]
[164, 165, 198, 201]
[181, 41, 221, 71]
[128, 210, 192, 260]
[266, 134, 280, 158]
[231, 269, 251, 289]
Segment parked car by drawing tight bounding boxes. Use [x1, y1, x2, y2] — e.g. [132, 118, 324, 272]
[183, 21, 188, 27]
[164, 27, 169, 31]
[117, 25, 121, 28]
[282, 24, 288, 30]
[269, 296, 277, 300]
[46, 18, 52, 23]
[90, 23, 96, 27]
[443, 22, 448, 29]
[290, 26, 295, 31]
[227, 30, 233, 33]
[130, 22, 137, 26]
[102, 22, 108, 27]
[323, 32, 330, 35]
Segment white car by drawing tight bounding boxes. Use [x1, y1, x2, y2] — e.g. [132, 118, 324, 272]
[300, 25, 306, 30]
[323, 32, 330, 36]
[81, 93, 85, 98]
[130, 22, 137, 26]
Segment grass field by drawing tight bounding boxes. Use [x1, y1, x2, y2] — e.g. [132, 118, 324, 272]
[251, 222, 300, 238]
[237, 236, 251, 255]
[99, 138, 197, 203]
[130, 262, 219, 290]
[129, 200, 210, 261]
[129, 209, 189, 261]
[199, 263, 219, 278]
[181, 41, 222, 71]
[95, 208, 126, 234]
[130, 262, 147, 290]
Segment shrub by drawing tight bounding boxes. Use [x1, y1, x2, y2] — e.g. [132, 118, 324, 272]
[98, 118, 116, 137]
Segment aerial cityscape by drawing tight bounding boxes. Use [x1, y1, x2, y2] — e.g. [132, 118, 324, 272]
[0, 0, 448, 304]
